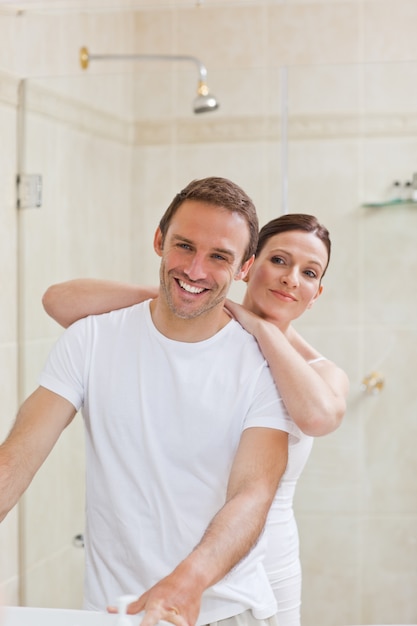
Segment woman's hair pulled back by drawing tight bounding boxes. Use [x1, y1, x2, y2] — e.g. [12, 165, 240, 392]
[257, 213, 331, 276]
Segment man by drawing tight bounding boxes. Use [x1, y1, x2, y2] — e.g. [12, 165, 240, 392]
[0, 177, 296, 626]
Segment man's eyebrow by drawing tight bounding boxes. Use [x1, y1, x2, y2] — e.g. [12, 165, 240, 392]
[172, 234, 190, 243]
[212, 247, 236, 261]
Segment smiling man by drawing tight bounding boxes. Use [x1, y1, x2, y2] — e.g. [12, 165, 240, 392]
[0, 177, 297, 626]
[153, 197, 253, 337]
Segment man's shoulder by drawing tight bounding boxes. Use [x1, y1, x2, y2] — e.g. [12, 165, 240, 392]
[64, 301, 149, 339]
[226, 319, 268, 362]
[92, 300, 148, 323]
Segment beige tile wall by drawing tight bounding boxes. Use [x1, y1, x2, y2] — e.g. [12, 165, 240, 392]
[0, 72, 20, 606]
[0, 1, 416, 624]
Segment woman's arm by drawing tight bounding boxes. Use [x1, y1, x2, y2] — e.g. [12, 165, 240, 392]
[43, 280, 349, 437]
[225, 300, 349, 437]
[42, 279, 158, 328]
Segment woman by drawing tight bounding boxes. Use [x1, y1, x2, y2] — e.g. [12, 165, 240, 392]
[43, 213, 349, 626]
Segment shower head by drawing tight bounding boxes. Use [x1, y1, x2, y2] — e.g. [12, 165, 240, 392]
[193, 80, 219, 114]
[79, 47, 220, 115]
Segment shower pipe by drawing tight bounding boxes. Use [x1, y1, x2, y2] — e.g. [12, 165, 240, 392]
[79, 46, 219, 114]
[280, 66, 289, 214]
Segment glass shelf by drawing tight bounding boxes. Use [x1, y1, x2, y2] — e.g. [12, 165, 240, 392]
[362, 199, 417, 208]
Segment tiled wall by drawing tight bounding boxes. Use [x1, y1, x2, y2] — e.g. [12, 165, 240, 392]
[0, 2, 416, 625]
[0, 71, 20, 606]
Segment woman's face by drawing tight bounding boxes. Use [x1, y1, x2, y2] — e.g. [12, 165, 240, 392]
[243, 229, 329, 327]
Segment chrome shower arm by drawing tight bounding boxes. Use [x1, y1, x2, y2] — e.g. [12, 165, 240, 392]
[80, 48, 207, 82]
[79, 47, 219, 114]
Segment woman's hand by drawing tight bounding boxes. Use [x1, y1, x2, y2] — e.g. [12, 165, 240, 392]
[224, 299, 263, 336]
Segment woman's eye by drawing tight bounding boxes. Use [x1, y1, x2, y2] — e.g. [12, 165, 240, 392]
[304, 269, 317, 278]
[271, 256, 285, 264]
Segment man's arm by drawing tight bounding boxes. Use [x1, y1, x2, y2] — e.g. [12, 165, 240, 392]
[0, 387, 77, 521]
[42, 279, 158, 328]
[124, 427, 288, 626]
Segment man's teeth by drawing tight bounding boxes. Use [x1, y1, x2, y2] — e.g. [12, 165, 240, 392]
[179, 280, 205, 294]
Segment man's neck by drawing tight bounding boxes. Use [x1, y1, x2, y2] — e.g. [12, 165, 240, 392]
[149, 298, 231, 343]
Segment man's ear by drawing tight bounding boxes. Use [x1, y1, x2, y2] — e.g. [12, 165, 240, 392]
[234, 255, 255, 281]
[307, 284, 324, 309]
[153, 227, 163, 257]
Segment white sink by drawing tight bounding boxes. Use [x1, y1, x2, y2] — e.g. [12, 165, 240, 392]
[2, 606, 138, 626]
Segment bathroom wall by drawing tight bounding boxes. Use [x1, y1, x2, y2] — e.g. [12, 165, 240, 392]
[18, 75, 135, 608]
[0, 5, 139, 608]
[0, 70, 20, 607]
[0, 1, 416, 625]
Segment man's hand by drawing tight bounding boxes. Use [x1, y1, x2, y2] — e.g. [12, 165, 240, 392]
[108, 566, 201, 626]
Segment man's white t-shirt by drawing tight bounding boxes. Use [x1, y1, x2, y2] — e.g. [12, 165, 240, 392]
[39, 301, 299, 625]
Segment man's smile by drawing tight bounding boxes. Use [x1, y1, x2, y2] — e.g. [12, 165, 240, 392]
[177, 279, 208, 294]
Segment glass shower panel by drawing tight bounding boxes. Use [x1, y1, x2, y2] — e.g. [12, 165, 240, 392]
[19, 60, 416, 622]
[17, 63, 278, 607]
[286, 61, 417, 626]
[17, 71, 137, 608]
[358, 61, 417, 626]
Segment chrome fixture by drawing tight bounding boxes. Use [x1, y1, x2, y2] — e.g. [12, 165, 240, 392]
[72, 533, 85, 548]
[79, 46, 219, 114]
[361, 371, 385, 395]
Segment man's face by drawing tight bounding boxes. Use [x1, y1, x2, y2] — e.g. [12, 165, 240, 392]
[154, 199, 253, 319]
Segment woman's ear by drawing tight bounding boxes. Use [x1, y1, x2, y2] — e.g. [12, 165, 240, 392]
[307, 284, 324, 309]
